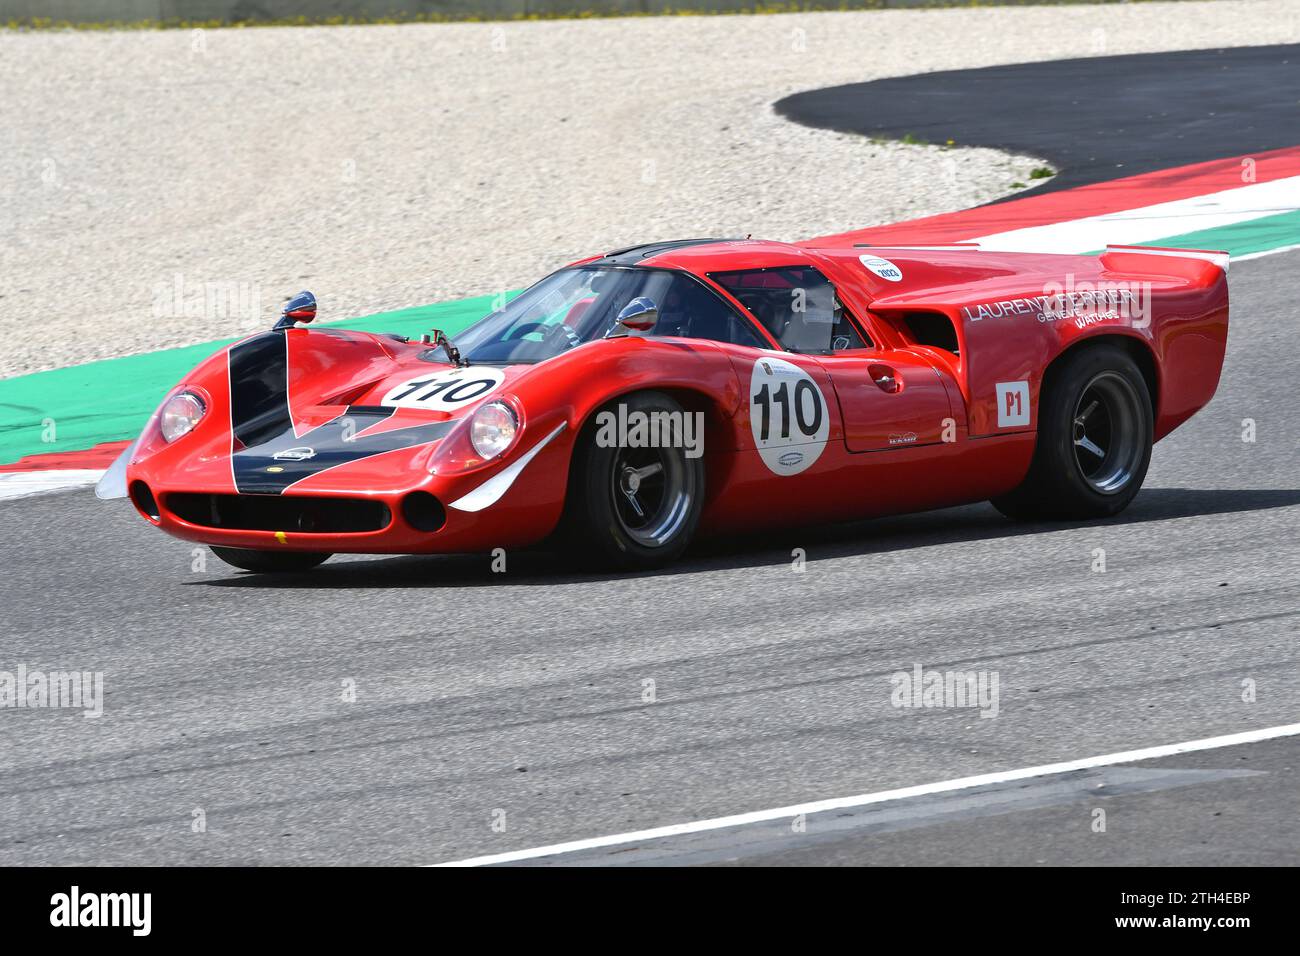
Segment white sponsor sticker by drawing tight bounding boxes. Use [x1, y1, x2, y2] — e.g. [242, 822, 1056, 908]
[748, 357, 830, 475]
[380, 367, 505, 411]
[859, 255, 904, 282]
[995, 381, 1030, 428]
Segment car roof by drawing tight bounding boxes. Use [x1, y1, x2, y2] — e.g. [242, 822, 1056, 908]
[579, 238, 834, 274]
[574, 236, 1115, 297]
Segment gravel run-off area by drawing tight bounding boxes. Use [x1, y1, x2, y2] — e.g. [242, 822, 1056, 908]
[2, 1, 1299, 377]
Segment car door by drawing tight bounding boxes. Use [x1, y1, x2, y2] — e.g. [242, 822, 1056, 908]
[707, 263, 957, 456]
[818, 350, 956, 453]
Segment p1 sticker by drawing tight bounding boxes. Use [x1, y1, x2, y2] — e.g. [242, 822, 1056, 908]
[995, 381, 1031, 428]
[749, 357, 830, 475]
[381, 367, 505, 412]
[859, 255, 903, 282]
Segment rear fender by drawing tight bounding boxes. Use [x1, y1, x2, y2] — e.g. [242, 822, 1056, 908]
[862, 251, 1228, 440]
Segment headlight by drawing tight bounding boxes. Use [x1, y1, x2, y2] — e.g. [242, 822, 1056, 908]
[160, 391, 206, 443]
[470, 401, 518, 459]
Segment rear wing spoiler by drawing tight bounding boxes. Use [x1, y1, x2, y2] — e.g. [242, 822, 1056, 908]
[855, 242, 1230, 275]
[1102, 244, 1231, 274]
[853, 242, 982, 252]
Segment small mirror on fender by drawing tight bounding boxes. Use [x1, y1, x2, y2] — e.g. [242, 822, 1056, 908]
[274, 290, 317, 330]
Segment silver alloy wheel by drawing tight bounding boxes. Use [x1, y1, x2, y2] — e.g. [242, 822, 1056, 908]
[1071, 371, 1145, 494]
[610, 444, 695, 548]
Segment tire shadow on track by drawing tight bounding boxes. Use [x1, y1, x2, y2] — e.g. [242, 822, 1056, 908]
[190, 486, 1300, 589]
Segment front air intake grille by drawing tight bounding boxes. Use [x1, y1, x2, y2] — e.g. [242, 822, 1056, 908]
[401, 491, 446, 532]
[130, 481, 160, 521]
[166, 493, 391, 534]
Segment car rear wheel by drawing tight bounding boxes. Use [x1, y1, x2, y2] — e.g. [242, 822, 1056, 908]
[210, 546, 331, 573]
[992, 344, 1152, 521]
[566, 391, 705, 570]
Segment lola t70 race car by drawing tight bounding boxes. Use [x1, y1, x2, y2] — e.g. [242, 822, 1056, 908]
[98, 238, 1229, 573]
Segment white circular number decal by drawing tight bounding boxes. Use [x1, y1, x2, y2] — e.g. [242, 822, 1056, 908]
[749, 357, 830, 476]
[859, 255, 903, 282]
[380, 367, 505, 411]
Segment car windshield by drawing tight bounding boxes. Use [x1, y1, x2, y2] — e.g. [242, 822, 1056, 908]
[445, 265, 764, 364]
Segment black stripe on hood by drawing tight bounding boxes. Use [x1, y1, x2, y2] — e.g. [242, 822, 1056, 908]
[229, 332, 294, 449]
[232, 408, 454, 495]
[228, 333, 454, 495]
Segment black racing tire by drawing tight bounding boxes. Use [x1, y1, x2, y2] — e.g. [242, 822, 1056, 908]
[991, 344, 1152, 521]
[565, 390, 705, 570]
[210, 546, 331, 573]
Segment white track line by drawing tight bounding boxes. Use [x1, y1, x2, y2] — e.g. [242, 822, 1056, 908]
[431, 722, 1300, 867]
[0, 469, 105, 501]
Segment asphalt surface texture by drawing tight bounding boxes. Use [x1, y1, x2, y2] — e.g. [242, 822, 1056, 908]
[719, 735, 1298, 867]
[776, 43, 1300, 194]
[520, 735, 1295, 866]
[0, 249, 1296, 866]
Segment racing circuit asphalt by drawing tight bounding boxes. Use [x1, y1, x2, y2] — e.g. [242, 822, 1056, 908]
[0, 250, 1297, 866]
[776, 43, 1300, 195]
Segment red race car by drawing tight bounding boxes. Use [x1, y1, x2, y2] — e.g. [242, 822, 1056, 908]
[98, 238, 1229, 572]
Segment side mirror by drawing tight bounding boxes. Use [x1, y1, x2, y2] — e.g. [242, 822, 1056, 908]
[274, 290, 317, 330]
[613, 296, 659, 334]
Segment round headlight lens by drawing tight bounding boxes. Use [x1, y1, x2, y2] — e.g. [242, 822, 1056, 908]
[470, 401, 518, 460]
[160, 391, 206, 443]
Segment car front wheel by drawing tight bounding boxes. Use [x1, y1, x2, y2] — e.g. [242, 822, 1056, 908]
[567, 391, 705, 570]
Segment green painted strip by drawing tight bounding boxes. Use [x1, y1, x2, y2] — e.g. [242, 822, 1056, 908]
[1134, 207, 1300, 258]
[0, 292, 511, 467]
[1083, 207, 1300, 258]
